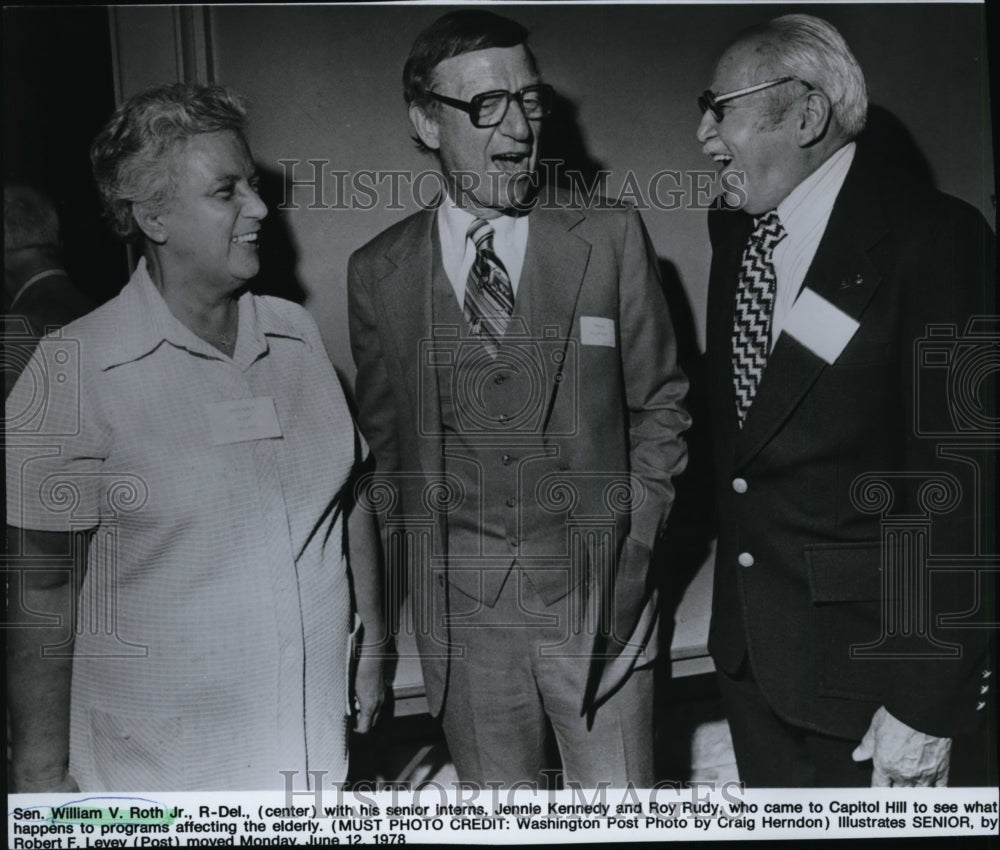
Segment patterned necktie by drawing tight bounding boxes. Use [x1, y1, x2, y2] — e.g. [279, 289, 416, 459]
[732, 210, 786, 426]
[463, 218, 515, 357]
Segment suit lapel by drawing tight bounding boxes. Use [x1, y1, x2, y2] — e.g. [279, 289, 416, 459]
[708, 210, 754, 438]
[736, 152, 889, 467]
[375, 208, 444, 477]
[523, 205, 591, 427]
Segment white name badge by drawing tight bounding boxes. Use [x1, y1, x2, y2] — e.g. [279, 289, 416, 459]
[205, 397, 283, 445]
[581, 316, 616, 347]
[781, 287, 860, 365]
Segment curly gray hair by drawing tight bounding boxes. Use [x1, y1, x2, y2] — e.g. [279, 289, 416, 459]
[90, 83, 248, 241]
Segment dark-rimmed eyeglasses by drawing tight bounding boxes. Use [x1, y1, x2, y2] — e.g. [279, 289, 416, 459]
[422, 84, 554, 128]
[698, 77, 811, 123]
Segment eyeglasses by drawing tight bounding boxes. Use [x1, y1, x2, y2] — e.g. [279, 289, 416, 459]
[698, 77, 810, 122]
[422, 84, 554, 128]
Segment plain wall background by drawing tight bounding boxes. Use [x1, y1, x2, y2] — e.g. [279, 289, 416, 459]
[201, 3, 995, 377]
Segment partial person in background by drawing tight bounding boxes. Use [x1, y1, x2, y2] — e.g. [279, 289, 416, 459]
[698, 14, 995, 787]
[3, 185, 95, 393]
[6, 83, 384, 791]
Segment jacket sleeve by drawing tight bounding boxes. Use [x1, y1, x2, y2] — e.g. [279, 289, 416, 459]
[618, 206, 692, 552]
[882, 196, 996, 738]
[347, 250, 401, 477]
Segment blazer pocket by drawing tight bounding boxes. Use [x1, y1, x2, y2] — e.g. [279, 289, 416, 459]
[806, 543, 887, 701]
[89, 708, 186, 790]
[807, 542, 883, 601]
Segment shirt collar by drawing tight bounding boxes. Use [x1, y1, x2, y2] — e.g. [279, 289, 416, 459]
[775, 141, 856, 239]
[438, 191, 522, 253]
[99, 257, 305, 370]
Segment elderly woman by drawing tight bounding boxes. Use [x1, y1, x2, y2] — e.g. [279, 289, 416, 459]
[6, 83, 384, 791]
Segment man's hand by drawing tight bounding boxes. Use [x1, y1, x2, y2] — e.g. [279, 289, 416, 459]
[352, 652, 385, 734]
[852, 705, 951, 786]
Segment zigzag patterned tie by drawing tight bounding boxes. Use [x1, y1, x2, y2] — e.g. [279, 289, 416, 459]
[463, 218, 514, 357]
[732, 210, 786, 426]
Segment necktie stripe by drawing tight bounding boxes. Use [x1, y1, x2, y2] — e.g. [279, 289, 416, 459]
[464, 218, 515, 357]
[732, 210, 786, 426]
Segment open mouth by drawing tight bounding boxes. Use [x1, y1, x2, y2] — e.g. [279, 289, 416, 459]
[711, 153, 733, 167]
[491, 152, 531, 172]
[232, 232, 259, 245]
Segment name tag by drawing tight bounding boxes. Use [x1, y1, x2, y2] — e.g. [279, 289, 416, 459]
[205, 397, 283, 445]
[781, 288, 860, 364]
[581, 316, 616, 347]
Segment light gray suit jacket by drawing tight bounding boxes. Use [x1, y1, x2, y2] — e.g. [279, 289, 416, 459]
[348, 195, 689, 716]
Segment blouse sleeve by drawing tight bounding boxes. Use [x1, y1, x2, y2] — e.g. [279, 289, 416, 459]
[5, 332, 107, 532]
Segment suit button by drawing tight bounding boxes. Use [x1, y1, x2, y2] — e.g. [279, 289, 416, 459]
[498, 414, 508, 423]
[505, 496, 516, 507]
[501, 454, 513, 465]
[738, 552, 754, 568]
[732, 477, 748, 494]
[494, 374, 506, 385]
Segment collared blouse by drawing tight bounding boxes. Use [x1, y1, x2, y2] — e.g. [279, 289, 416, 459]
[6, 258, 366, 790]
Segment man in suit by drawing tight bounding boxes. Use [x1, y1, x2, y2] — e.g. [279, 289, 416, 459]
[4, 185, 95, 394]
[699, 14, 995, 786]
[348, 9, 689, 787]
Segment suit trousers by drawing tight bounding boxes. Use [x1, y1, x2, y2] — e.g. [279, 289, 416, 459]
[717, 658, 870, 788]
[440, 567, 654, 788]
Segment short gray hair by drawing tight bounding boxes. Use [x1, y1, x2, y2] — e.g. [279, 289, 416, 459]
[90, 83, 248, 241]
[4, 185, 60, 254]
[738, 14, 868, 139]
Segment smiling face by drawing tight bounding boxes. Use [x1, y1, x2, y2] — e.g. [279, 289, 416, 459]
[153, 130, 267, 293]
[414, 45, 541, 218]
[697, 39, 806, 215]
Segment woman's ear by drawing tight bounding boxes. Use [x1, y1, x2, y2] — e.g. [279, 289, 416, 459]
[132, 202, 168, 245]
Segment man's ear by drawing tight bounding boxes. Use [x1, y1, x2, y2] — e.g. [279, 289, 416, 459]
[409, 103, 440, 151]
[795, 89, 832, 146]
[132, 202, 168, 245]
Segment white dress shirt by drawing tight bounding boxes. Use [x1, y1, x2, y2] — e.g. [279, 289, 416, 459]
[771, 142, 856, 350]
[437, 192, 530, 304]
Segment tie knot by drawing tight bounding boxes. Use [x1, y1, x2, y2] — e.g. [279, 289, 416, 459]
[467, 218, 495, 252]
[752, 210, 786, 250]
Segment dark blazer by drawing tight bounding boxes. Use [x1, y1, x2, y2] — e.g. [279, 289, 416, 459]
[348, 196, 690, 716]
[706, 143, 996, 741]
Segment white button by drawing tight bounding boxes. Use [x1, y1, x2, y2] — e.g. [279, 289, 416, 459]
[732, 478, 748, 494]
[738, 552, 754, 568]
